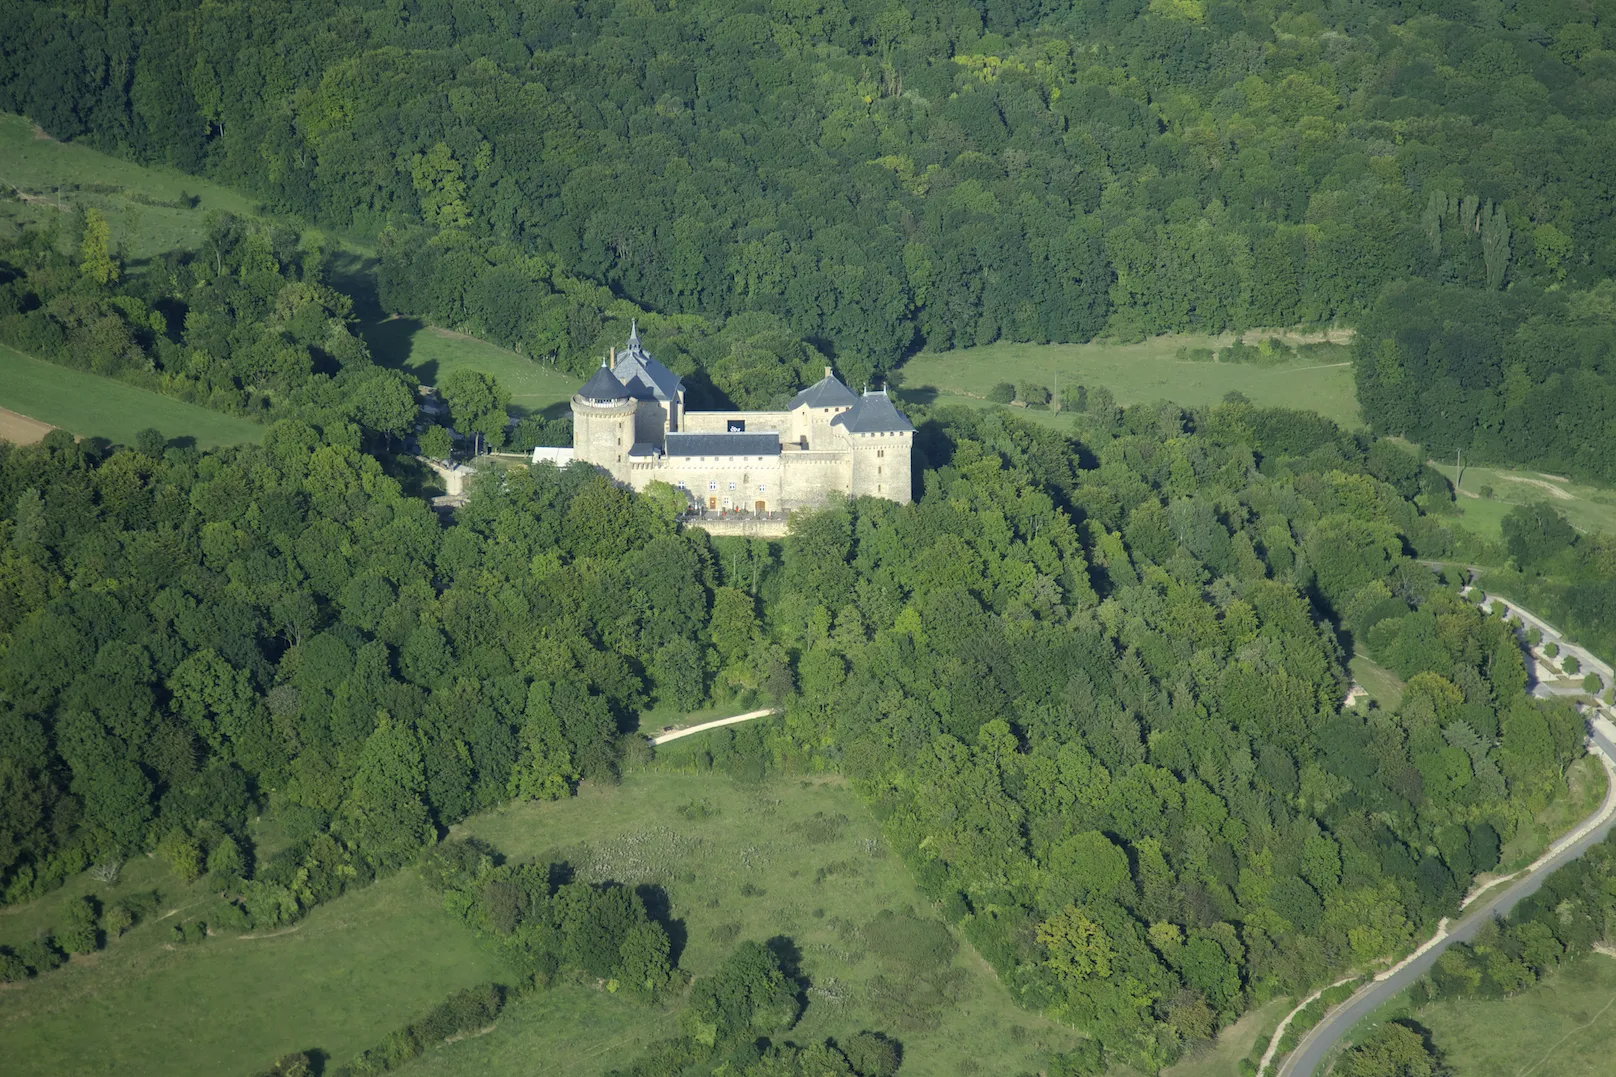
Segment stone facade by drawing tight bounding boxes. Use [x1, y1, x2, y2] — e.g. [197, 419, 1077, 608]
[567, 328, 914, 512]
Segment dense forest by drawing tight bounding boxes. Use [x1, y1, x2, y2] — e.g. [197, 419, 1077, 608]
[0, 385, 1591, 1070]
[4, 0, 1615, 392]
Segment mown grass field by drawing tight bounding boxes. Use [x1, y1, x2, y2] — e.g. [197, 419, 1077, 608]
[1338, 954, 1616, 1077]
[895, 333, 1361, 431]
[0, 855, 497, 1077]
[1425, 459, 1616, 541]
[0, 344, 262, 448]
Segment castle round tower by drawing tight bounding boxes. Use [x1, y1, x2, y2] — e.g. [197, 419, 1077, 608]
[572, 359, 636, 482]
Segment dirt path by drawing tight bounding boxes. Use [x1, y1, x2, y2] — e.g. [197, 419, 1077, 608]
[0, 406, 55, 445]
[649, 708, 778, 745]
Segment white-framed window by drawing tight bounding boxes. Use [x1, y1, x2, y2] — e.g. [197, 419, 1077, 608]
[728, 481, 737, 490]
[708, 480, 717, 491]
[758, 484, 767, 493]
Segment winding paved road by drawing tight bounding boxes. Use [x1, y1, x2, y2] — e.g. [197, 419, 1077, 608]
[1275, 591, 1616, 1077]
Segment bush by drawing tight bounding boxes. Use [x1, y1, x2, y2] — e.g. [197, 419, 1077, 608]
[987, 382, 1015, 404]
[1544, 641, 1560, 658]
[0, 947, 31, 982]
[841, 1030, 902, 1077]
[1479, 484, 1494, 499]
[1016, 382, 1051, 407]
[250, 1053, 315, 1077]
[1563, 655, 1581, 675]
[60, 895, 101, 954]
[104, 903, 135, 938]
[16, 933, 65, 974]
[1584, 673, 1603, 694]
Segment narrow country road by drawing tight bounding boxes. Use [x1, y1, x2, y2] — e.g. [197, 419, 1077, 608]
[648, 708, 778, 745]
[1275, 593, 1616, 1077]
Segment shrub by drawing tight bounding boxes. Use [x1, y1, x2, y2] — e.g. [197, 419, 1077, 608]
[1479, 484, 1494, 499]
[1563, 655, 1581, 675]
[16, 933, 65, 974]
[60, 895, 101, 954]
[1016, 382, 1051, 407]
[1584, 673, 1603, 694]
[841, 1030, 902, 1077]
[987, 382, 1015, 404]
[104, 904, 135, 938]
[0, 947, 31, 982]
[1544, 641, 1560, 657]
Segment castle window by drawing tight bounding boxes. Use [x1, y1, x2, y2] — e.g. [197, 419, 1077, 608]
[758, 484, 767, 493]
[728, 481, 737, 490]
[878, 466, 882, 475]
[878, 449, 884, 458]
[708, 481, 717, 491]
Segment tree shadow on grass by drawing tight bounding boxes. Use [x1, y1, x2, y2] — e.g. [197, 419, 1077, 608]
[637, 883, 687, 969]
[358, 315, 430, 379]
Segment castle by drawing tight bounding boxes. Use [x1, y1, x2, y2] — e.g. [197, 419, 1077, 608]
[562, 325, 913, 512]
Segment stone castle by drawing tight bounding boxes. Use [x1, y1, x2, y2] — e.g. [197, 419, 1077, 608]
[565, 325, 913, 512]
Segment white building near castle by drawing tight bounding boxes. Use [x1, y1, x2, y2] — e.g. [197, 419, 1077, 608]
[548, 325, 914, 513]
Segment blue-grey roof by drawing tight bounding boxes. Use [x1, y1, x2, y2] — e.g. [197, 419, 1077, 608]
[831, 390, 913, 434]
[613, 324, 682, 402]
[578, 362, 629, 401]
[664, 432, 781, 457]
[790, 372, 857, 410]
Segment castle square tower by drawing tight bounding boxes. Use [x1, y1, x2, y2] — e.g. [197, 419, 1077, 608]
[833, 388, 915, 503]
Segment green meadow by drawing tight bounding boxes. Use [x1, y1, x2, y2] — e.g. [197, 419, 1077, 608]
[895, 333, 1361, 431]
[1338, 954, 1616, 1077]
[0, 112, 262, 259]
[1425, 460, 1616, 542]
[0, 855, 496, 1077]
[0, 344, 262, 448]
[0, 763, 1081, 1077]
[0, 109, 575, 426]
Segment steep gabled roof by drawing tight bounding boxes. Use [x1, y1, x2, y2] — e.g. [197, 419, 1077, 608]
[578, 361, 630, 402]
[831, 389, 914, 434]
[613, 321, 682, 402]
[790, 370, 858, 410]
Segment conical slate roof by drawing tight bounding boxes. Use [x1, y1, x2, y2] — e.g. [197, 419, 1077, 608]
[613, 320, 682, 402]
[790, 369, 858, 410]
[578, 361, 629, 402]
[831, 388, 914, 434]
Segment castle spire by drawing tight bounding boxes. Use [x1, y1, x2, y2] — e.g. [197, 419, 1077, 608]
[628, 318, 640, 348]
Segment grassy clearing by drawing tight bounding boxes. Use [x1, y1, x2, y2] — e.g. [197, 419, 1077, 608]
[0, 112, 262, 260]
[0, 110, 574, 433]
[0, 344, 262, 448]
[895, 333, 1360, 431]
[415, 766, 1082, 1077]
[1160, 998, 1289, 1077]
[358, 316, 578, 420]
[0, 858, 496, 1077]
[1425, 460, 1616, 541]
[1348, 653, 1406, 711]
[1339, 954, 1616, 1077]
[2, 770, 1080, 1077]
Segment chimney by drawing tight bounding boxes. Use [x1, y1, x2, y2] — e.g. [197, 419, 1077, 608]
[825, 366, 833, 379]
[610, 347, 616, 363]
